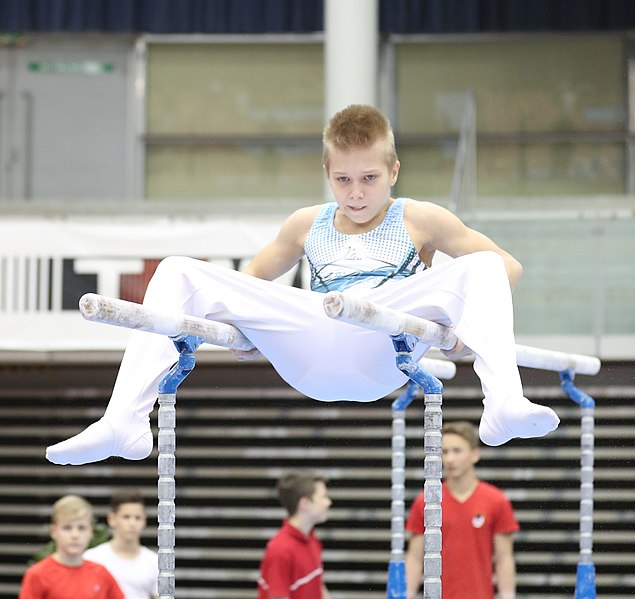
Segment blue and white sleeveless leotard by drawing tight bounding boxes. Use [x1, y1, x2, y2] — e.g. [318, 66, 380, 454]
[304, 198, 426, 293]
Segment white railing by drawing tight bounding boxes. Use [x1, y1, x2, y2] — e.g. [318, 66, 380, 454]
[0, 215, 296, 351]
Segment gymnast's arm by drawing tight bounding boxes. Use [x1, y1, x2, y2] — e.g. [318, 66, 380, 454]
[230, 206, 317, 361]
[405, 201, 523, 291]
[241, 205, 318, 281]
[405, 201, 523, 358]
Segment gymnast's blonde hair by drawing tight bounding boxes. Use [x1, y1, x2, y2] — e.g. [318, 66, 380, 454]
[322, 104, 398, 173]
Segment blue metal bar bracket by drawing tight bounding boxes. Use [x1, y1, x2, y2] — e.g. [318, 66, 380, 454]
[560, 369, 595, 409]
[158, 334, 204, 395]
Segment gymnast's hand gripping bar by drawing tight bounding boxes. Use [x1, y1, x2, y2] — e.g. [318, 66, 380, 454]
[323, 291, 601, 376]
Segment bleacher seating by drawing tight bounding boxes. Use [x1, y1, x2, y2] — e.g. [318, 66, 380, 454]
[0, 357, 633, 598]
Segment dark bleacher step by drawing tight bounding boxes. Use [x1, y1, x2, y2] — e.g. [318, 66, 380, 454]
[0, 360, 633, 598]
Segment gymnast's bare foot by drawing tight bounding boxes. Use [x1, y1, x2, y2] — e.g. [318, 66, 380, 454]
[479, 396, 560, 446]
[46, 417, 153, 465]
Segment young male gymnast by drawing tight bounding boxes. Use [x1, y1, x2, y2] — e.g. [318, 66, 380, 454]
[46, 104, 559, 466]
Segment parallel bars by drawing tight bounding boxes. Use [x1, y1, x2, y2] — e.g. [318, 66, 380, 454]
[79, 291, 601, 599]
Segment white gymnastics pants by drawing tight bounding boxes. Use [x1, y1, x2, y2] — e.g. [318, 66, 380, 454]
[106, 250, 523, 412]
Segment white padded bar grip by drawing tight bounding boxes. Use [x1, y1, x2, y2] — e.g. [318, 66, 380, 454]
[79, 293, 255, 351]
[323, 291, 601, 376]
[323, 291, 458, 351]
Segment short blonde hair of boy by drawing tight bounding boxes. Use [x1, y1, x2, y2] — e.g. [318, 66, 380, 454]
[51, 495, 93, 524]
[442, 421, 480, 450]
[322, 104, 398, 173]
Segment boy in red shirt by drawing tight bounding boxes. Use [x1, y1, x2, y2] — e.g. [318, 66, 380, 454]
[258, 472, 332, 599]
[19, 494, 124, 599]
[405, 421, 519, 599]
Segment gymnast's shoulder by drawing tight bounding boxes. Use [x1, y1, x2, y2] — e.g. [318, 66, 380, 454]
[403, 199, 467, 235]
[278, 204, 324, 232]
[403, 199, 457, 220]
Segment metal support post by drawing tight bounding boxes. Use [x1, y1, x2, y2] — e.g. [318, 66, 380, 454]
[385, 333, 443, 599]
[561, 370, 597, 599]
[156, 334, 203, 599]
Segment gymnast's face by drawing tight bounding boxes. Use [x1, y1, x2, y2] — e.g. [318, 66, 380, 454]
[441, 433, 480, 480]
[326, 144, 400, 230]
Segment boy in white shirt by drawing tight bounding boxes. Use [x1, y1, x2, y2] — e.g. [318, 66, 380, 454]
[84, 492, 158, 599]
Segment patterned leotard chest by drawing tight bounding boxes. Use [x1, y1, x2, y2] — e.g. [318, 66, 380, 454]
[304, 198, 426, 293]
